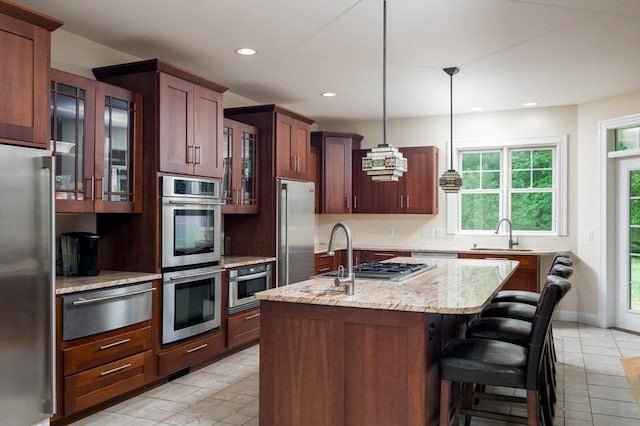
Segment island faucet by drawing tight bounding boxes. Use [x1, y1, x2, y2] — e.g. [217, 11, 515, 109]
[495, 218, 518, 249]
[326, 222, 355, 295]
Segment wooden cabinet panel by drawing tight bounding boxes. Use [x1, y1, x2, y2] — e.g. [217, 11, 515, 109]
[64, 351, 152, 415]
[352, 150, 378, 213]
[357, 250, 411, 263]
[352, 147, 438, 214]
[222, 118, 259, 214]
[227, 307, 261, 349]
[159, 73, 194, 175]
[51, 69, 143, 213]
[0, 5, 61, 147]
[63, 326, 151, 376]
[314, 252, 338, 275]
[312, 132, 362, 214]
[275, 112, 311, 179]
[193, 84, 223, 178]
[458, 253, 539, 292]
[158, 331, 225, 377]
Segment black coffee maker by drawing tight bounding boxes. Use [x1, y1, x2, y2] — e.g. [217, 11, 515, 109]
[61, 232, 100, 276]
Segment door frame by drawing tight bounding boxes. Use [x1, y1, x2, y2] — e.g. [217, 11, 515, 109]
[599, 113, 640, 328]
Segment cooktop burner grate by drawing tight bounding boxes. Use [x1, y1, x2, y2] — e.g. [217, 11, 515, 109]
[324, 262, 434, 281]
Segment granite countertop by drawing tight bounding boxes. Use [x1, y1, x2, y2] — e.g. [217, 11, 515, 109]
[56, 271, 162, 295]
[221, 256, 276, 269]
[314, 244, 560, 256]
[256, 256, 519, 314]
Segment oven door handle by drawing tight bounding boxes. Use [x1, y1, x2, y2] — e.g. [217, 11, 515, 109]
[168, 270, 221, 281]
[230, 271, 270, 282]
[167, 200, 224, 206]
[72, 287, 156, 305]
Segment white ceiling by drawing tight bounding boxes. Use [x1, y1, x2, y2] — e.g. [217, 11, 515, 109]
[17, 0, 640, 121]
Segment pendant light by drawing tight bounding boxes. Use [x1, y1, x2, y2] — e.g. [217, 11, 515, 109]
[439, 66, 463, 193]
[361, 0, 407, 182]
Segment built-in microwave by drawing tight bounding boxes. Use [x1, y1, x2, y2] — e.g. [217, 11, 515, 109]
[162, 265, 222, 345]
[228, 263, 271, 314]
[161, 176, 223, 269]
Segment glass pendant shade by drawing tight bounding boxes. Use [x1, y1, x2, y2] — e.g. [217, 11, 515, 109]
[362, 144, 407, 181]
[439, 169, 462, 192]
[439, 66, 462, 193]
[361, 0, 407, 182]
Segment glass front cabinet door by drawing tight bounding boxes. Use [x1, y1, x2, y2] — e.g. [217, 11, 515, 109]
[222, 118, 258, 214]
[50, 70, 143, 213]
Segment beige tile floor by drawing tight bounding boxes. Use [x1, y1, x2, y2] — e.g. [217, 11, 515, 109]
[72, 321, 640, 426]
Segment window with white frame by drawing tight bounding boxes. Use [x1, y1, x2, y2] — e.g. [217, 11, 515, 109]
[453, 136, 567, 235]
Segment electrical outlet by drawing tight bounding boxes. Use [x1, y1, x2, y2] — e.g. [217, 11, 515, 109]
[388, 227, 394, 236]
[422, 227, 434, 237]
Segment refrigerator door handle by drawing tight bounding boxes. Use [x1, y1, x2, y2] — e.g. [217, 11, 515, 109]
[42, 154, 56, 414]
[283, 184, 290, 286]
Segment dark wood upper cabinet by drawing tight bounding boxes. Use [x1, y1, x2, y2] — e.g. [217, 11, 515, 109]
[352, 146, 439, 214]
[311, 131, 363, 214]
[275, 112, 312, 180]
[93, 59, 228, 179]
[0, 1, 62, 148]
[50, 69, 143, 213]
[222, 118, 259, 214]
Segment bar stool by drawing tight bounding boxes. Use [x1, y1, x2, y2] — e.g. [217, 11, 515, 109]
[439, 275, 571, 426]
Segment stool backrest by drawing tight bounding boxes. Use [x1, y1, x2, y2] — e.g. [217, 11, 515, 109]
[553, 256, 573, 268]
[550, 264, 573, 279]
[526, 275, 571, 389]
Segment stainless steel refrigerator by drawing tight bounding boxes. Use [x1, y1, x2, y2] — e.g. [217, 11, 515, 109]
[276, 179, 315, 286]
[0, 144, 56, 425]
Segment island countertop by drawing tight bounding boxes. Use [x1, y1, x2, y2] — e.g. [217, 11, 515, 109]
[256, 256, 519, 314]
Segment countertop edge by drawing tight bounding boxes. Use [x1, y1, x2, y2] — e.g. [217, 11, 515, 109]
[56, 271, 162, 295]
[314, 245, 566, 256]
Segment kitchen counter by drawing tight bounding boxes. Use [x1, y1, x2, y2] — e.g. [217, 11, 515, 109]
[314, 243, 560, 256]
[55, 271, 161, 295]
[257, 256, 519, 314]
[258, 256, 519, 425]
[221, 256, 276, 268]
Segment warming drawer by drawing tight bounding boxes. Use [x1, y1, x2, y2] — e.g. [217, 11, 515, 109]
[62, 282, 154, 341]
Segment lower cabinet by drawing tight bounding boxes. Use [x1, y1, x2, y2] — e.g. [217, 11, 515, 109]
[314, 252, 338, 275]
[227, 306, 261, 349]
[61, 324, 154, 415]
[457, 253, 539, 292]
[158, 331, 226, 377]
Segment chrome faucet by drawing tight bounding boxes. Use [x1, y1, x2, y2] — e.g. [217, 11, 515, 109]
[326, 222, 355, 295]
[495, 218, 518, 249]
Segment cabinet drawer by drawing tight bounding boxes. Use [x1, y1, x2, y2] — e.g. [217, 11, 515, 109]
[158, 331, 225, 377]
[314, 253, 336, 274]
[64, 326, 151, 376]
[227, 307, 261, 349]
[64, 351, 151, 415]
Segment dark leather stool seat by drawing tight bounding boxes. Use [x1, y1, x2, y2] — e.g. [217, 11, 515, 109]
[465, 317, 531, 345]
[439, 276, 572, 426]
[492, 263, 574, 306]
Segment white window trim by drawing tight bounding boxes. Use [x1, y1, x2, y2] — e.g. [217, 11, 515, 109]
[446, 135, 568, 236]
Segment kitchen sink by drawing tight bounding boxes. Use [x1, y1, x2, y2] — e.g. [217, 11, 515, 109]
[470, 247, 533, 252]
[300, 288, 346, 295]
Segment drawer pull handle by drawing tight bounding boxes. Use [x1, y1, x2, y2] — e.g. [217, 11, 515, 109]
[374, 253, 395, 257]
[72, 287, 155, 305]
[186, 343, 208, 354]
[100, 338, 131, 350]
[317, 267, 331, 272]
[245, 313, 261, 320]
[100, 363, 131, 376]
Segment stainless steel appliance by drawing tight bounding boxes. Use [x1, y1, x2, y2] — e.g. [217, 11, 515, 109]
[162, 265, 222, 345]
[0, 144, 55, 425]
[324, 262, 435, 282]
[62, 282, 154, 340]
[276, 179, 315, 286]
[61, 231, 100, 276]
[162, 176, 223, 269]
[228, 263, 271, 314]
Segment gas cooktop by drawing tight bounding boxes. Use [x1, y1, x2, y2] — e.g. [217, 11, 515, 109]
[324, 262, 435, 281]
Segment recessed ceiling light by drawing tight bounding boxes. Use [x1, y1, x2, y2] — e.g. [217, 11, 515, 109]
[523, 101, 538, 107]
[321, 92, 337, 97]
[471, 106, 484, 112]
[235, 47, 257, 56]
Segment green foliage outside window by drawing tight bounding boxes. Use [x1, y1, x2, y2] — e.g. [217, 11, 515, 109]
[460, 147, 555, 232]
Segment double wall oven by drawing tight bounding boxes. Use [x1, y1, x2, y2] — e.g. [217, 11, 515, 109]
[161, 176, 223, 346]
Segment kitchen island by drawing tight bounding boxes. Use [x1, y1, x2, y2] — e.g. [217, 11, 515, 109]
[256, 257, 519, 426]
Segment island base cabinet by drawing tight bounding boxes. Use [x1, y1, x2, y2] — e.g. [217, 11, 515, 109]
[259, 301, 445, 426]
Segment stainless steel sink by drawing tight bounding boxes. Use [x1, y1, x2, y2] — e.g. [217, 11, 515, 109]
[471, 247, 533, 252]
[300, 288, 346, 295]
